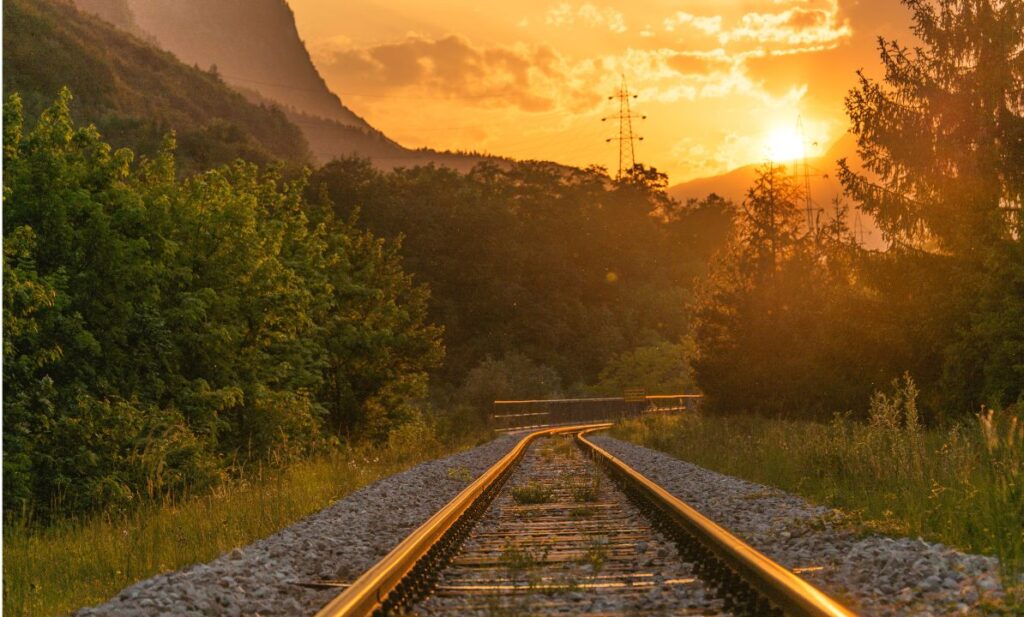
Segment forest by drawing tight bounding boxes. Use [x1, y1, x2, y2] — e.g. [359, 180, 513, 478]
[3, 0, 1022, 526]
[2, 89, 729, 519]
[692, 0, 1023, 421]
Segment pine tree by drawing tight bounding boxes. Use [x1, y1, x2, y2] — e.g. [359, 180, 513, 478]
[841, 0, 1023, 253]
[841, 0, 1024, 411]
[739, 162, 806, 280]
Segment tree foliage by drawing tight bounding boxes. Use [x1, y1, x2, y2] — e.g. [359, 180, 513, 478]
[2, 91, 441, 518]
[693, 0, 1023, 420]
[593, 339, 697, 396]
[692, 165, 886, 417]
[841, 0, 1024, 412]
[308, 159, 732, 393]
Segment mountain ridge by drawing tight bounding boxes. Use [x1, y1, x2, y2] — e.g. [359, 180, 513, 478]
[668, 133, 860, 206]
[71, 0, 495, 171]
[4, 0, 311, 173]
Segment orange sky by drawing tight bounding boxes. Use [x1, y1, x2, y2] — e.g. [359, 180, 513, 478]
[288, 1, 912, 183]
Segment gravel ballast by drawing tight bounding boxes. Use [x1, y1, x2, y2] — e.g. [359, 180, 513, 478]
[76, 435, 519, 617]
[415, 435, 729, 616]
[590, 434, 1007, 617]
[78, 430, 1009, 616]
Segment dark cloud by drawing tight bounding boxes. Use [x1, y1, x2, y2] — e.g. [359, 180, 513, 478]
[786, 8, 829, 31]
[317, 35, 564, 112]
[667, 53, 724, 76]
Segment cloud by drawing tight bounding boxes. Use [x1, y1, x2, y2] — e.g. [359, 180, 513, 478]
[662, 1, 851, 50]
[663, 12, 722, 36]
[314, 29, 818, 120]
[722, 6, 851, 46]
[666, 51, 730, 76]
[545, 2, 627, 33]
[315, 35, 572, 112]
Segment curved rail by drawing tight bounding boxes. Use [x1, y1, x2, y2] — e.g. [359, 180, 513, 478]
[576, 429, 858, 617]
[314, 423, 612, 617]
[316, 425, 859, 617]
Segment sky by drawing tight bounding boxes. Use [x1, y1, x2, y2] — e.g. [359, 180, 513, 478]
[288, 0, 914, 183]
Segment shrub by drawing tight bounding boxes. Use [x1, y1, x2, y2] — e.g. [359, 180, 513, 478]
[611, 385, 1024, 597]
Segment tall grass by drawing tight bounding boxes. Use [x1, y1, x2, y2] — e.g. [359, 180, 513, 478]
[612, 376, 1023, 598]
[3, 419, 489, 617]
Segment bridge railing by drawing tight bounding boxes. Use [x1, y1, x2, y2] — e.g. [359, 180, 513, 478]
[490, 394, 702, 432]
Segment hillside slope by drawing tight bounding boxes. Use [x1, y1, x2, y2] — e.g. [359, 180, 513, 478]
[3, 0, 310, 172]
[71, 0, 496, 170]
[121, 0, 369, 129]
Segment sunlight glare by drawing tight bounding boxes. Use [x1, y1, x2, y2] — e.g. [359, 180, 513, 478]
[765, 127, 806, 163]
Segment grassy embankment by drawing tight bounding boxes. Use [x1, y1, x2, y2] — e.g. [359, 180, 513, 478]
[612, 378, 1023, 602]
[3, 421, 492, 617]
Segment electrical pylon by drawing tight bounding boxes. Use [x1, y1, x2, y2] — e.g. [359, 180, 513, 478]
[797, 116, 816, 234]
[603, 75, 645, 178]
[853, 210, 866, 247]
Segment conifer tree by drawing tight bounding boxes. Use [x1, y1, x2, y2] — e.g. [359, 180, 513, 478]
[841, 0, 1024, 410]
[841, 0, 1023, 252]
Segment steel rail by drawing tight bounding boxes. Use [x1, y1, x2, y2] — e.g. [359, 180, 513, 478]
[576, 429, 858, 617]
[314, 423, 613, 617]
[315, 424, 858, 617]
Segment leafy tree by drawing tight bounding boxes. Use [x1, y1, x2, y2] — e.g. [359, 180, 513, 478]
[691, 164, 888, 417]
[308, 159, 731, 392]
[841, 0, 1023, 253]
[3, 90, 219, 515]
[841, 0, 1024, 413]
[455, 353, 563, 411]
[740, 163, 806, 279]
[594, 339, 697, 396]
[2, 91, 442, 518]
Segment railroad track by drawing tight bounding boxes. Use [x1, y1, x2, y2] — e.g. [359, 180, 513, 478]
[315, 424, 857, 617]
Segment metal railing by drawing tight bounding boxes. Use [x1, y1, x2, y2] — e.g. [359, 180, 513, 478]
[490, 393, 702, 431]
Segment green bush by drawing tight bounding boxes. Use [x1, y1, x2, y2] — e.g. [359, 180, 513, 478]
[593, 339, 697, 395]
[2, 91, 442, 519]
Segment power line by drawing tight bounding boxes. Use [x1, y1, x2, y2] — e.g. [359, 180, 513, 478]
[602, 75, 645, 178]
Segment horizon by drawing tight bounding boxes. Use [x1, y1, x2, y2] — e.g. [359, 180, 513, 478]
[289, 0, 912, 184]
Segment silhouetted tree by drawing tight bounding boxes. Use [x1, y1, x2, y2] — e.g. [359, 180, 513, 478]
[841, 0, 1024, 412]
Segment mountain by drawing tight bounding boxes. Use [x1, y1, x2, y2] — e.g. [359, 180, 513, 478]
[669, 133, 859, 206]
[71, 0, 492, 171]
[669, 133, 885, 247]
[4, 0, 310, 173]
[120, 0, 369, 129]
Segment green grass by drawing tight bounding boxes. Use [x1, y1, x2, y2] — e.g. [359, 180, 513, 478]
[569, 506, 596, 518]
[610, 388, 1023, 604]
[3, 428, 489, 617]
[569, 474, 602, 503]
[499, 542, 547, 574]
[510, 482, 554, 505]
[576, 537, 608, 574]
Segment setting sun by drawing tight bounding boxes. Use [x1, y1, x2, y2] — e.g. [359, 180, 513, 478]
[765, 126, 807, 162]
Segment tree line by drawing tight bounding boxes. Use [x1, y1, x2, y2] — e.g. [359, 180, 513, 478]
[2, 90, 727, 519]
[306, 159, 730, 397]
[3, 91, 441, 518]
[692, 0, 1023, 422]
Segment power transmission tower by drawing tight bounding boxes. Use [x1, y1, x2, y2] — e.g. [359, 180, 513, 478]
[853, 210, 867, 247]
[603, 75, 645, 178]
[797, 116, 819, 234]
